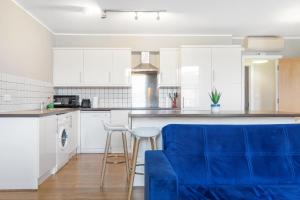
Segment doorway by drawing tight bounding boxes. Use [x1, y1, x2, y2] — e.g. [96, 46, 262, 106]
[244, 56, 281, 112]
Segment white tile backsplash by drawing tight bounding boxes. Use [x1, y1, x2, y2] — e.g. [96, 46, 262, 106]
[55, 87, 132, 108]
[55, 87, 179, 108]
[0, 73, 54, 112]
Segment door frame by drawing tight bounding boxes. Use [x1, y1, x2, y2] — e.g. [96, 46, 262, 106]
[242, 55, 282, 111]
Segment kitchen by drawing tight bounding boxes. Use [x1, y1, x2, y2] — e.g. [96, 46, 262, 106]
[2, 0, 300, 200]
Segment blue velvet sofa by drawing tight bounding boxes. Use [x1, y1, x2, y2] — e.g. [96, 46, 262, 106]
[145, 124, 300, 200]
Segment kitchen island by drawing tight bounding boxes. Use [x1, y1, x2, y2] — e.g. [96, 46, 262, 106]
[129, 110, 300, 186]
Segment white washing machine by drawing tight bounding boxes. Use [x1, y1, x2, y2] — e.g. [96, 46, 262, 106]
[55, 113, 72, 172]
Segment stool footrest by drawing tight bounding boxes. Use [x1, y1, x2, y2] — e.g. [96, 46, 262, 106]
[107, 154, 125, 158]
[107, 160, 126, 164]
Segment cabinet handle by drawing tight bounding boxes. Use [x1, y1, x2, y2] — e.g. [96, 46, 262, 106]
[182, 97, 185, 108]
[127, 69, 130, 84]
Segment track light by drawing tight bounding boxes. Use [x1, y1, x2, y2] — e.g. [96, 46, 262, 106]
[100, 9, 166, 20]
[156, 12, 160, 20]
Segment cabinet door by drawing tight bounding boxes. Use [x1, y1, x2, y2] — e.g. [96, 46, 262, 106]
[212, 47, 242, 111]
[69, 111, 79, 154]
[39, 116, 57, 178]
[53, 49, 83, 86]
[181, 48, 212, 110]
[80, 112, 110, 153]
[159, 48, 179, 87]
[111, 50, 131, 86]
[83, 50, 112, 86]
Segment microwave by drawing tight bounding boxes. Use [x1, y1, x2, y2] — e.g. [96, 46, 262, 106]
[53, 95, 80, 108]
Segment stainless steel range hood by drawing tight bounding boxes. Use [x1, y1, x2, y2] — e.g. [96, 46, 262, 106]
[132, 51, 159, 73]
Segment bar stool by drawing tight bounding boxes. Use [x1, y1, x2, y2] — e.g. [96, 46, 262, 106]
[128, 127, 161, 200]
[100, 122, 130, 188]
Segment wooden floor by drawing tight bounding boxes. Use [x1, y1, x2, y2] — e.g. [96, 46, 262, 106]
[0, 154, 144, 200]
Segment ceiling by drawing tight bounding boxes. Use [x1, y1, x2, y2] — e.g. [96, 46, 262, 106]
[14, 0, 300, 36]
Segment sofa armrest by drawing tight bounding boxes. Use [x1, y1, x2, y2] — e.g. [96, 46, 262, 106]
[145, 150, 178, 200]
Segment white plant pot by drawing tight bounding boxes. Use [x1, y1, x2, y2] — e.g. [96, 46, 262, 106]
[211, 104, 220, 113]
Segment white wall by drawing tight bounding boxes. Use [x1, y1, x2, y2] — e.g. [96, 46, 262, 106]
[0, 0, 54, 112]
[0, 0, 54, 82]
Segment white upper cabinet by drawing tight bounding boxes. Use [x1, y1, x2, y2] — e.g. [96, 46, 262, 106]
[53, 48, 131, 87]
[112, 50, 132, 86]
[181, 47, 212, 110]
[212, 47, 242, 111]
[180, 46, 242, 111]
[83, 49, 112, 86]
[159, 48, 179, 87]
[53, 49, 84, 87]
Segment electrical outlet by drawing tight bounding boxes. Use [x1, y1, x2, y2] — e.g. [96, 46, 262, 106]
[3, 94, 12, 102]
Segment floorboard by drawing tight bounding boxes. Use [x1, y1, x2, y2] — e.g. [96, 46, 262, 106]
[0, 154, 144, 200]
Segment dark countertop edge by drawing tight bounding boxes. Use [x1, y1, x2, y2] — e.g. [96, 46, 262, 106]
[129, 113, 300, 118]
[0, 108, 177, 118]
[0, 108, 80, 118]
[80, 108, 180, 111]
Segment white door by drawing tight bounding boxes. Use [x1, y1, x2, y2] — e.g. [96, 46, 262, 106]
[111, 50, 131, 86]
[53, 49, 83, 86]
[212, 47, 242, 111]
[80, 112, 110, 153]
[181, 48, 212, 110]
[159, 48, 179, 87]
[83, 50, 112, 86]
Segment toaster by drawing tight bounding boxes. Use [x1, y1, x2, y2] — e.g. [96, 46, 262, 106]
[81, 99, 91, 108]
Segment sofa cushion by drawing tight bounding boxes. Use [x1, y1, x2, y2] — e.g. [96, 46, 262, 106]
[162, 124, 300, 186]
[246, 125, 287, 154]
[166, 155, 207, 185]
[163, 124, 205, 156]
[251, 155, 294, 184]
[205, 125, 246, 154]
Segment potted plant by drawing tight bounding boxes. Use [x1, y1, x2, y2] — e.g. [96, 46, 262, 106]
[209, 88, 221, 113]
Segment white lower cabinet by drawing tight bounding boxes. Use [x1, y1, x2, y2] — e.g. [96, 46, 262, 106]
[69, 111, 80, 155]
[80, 111, 130, 153]
[80, 112, 110, 153]
[0, 116, 57, 189]
[39, 116, 57, 181]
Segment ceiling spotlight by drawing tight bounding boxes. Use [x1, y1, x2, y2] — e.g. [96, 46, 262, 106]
[156, 12, 160, 21]
[101, 11, 107, 19]
[135, 12, 138, 20]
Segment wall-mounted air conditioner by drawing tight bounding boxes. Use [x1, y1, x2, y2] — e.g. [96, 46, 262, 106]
[244, 36, 285, 52]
